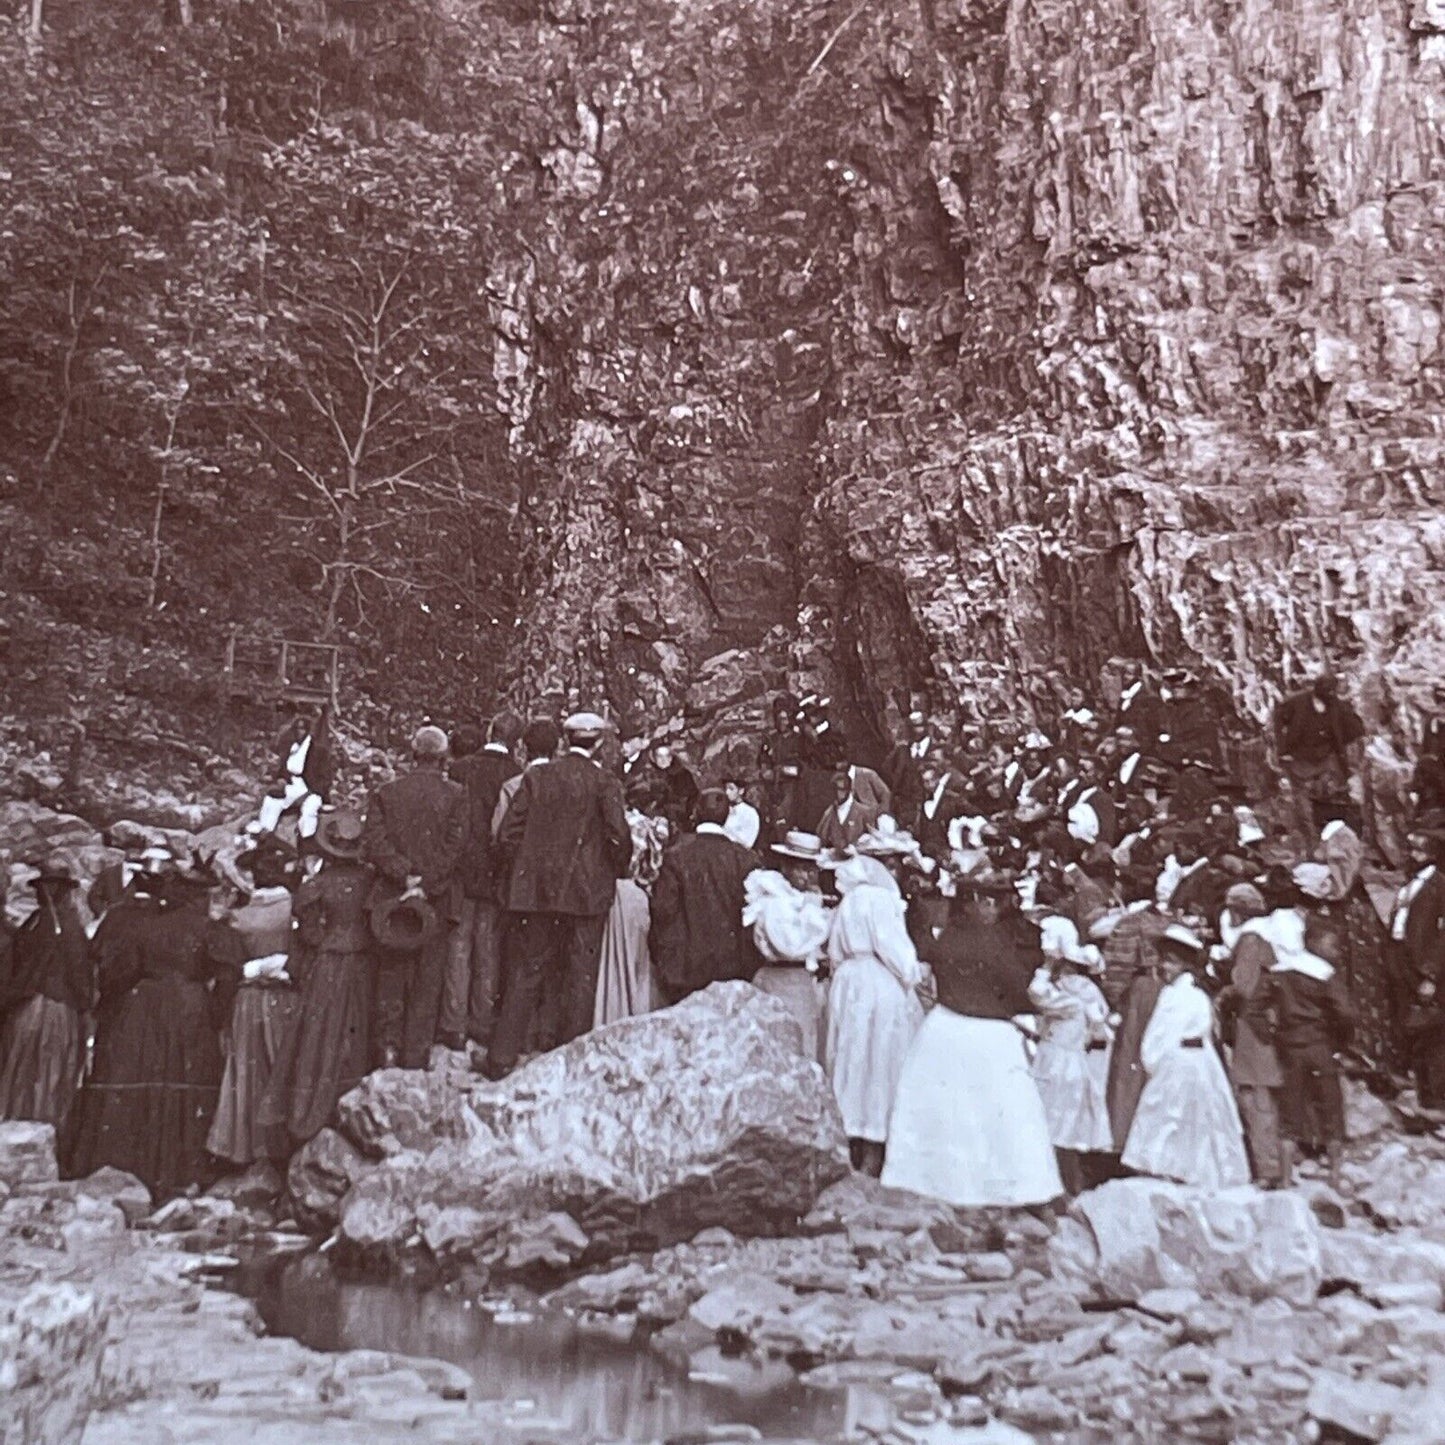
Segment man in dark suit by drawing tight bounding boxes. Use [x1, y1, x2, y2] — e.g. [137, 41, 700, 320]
[649, 789, 763, 1005]
[882, 711, 935, 824]
[1395, 826, 1445, 1106]
[1274, 670, 1365, 837]
[817, 771, 882, 852]
[438, 712, 522, 1055]
[363, 725, 469, 1069]
[488, 711, 631, 1077]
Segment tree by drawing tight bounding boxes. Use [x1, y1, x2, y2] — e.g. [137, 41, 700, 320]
[251, 123, 517, 639]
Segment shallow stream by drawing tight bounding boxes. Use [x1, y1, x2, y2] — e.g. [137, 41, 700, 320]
[233, 1251, 884, 1442]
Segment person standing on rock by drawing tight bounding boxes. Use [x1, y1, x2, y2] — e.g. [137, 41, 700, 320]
[744, 831, 834, 1061]
[207, 839, 300, 1169]
[1249, 913, 1355, 1191]
[0, 857, 94, 1132]
[1214, 883, 1287, 1187]
[648, 789, 763, 1007]
[593, 811, 663, 1028]
[1293, 819, 1400, 1081]
[362, 725, 468, 1070]
[881, 710, 934, 825]
[758, 693, 803, 841]
[816, 769, 882, 854]
[1121, 925, 1250, 1189]
[66, 855, 243, 1200]
[1027, 918, 1114, 1195]
[488, 712, 631, 1078]
[823, 853, 927, 1177]
[269, 810, 376, 1145]
[1392, 825, 1445, 1108]
[440, 712, 521, 1056]
[881, 878, 1062, 1208]
[1273, 670, 1365, 841]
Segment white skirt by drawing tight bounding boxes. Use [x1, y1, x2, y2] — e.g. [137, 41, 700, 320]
[1032, 1039, 1115, 1152]
[1122, 1045, 1251, 1188]
[882, 1009, 1063, 1208]
[823, 956, 925, 1142]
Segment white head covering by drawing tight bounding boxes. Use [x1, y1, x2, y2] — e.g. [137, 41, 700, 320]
[1039, 915, 1080, 959]
[1067, 799, 1101, 845]
[833, 853, 898, 896]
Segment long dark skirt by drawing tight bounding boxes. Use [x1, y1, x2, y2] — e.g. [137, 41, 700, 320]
[66, 976, 223, 1200]
[1322, 894, 1401, 1076]
[1106, 973, 1164, 1151]
[207, 985, 300, 1166]
[269, 949, 372, 1145]
[0, 995, 83, 1131]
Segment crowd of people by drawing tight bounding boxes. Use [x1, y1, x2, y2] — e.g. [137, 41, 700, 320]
[0, 661, 1442, 1212]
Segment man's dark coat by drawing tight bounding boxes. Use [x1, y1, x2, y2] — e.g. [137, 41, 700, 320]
[649, 829, 763, 1003]
[450, 748, 519, 900]
[497, 751, 631, 918]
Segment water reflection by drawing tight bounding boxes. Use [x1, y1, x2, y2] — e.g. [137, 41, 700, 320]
[238, 1253, 851, 1442]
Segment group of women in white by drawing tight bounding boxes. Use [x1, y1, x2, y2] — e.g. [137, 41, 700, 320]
[743, 824, 1252, 1208]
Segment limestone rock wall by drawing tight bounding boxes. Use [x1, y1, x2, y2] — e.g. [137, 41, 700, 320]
[816, 0, 1445, 757]
[499, 0, 1445, 779]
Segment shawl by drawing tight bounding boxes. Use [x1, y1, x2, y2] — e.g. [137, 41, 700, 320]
[1254, 907, 1336, 983]
[742, 869, 831, 966]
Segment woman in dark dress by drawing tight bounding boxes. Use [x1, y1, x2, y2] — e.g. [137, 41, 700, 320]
[268, 812, 375, 1145]
[1296, 821, 1402, 1079]
[66, 862, 242, 1199]
[0, 857, 94, 1131]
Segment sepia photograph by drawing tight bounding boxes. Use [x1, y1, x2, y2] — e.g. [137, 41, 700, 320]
[2, 0, 1444, 1439]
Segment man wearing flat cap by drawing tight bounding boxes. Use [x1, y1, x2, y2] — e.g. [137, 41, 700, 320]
[363, 725, 469, 1069]
[489, 710, 631, 1077]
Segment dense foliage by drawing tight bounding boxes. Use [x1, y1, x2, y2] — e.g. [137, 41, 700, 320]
[0, 0, 542, 728]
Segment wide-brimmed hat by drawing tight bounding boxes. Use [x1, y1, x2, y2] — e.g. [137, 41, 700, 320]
[315, 810, 365, 862]
[771, 830, 824, 862]
[370, 894, 441, 952]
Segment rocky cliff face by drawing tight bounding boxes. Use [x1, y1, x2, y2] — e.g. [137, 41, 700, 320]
[502, 0, 1445, 786]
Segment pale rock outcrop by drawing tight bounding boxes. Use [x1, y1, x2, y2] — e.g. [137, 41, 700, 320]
[1048, 1177, 1322, 1305]
[326, 983, 849, 1269]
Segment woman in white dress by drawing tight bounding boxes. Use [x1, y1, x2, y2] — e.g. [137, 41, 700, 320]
[882, 879, 1063, 1208]
[1028, 916, 1115, 1194]
[744, 831, 833, 1062]
[1122, 924, 1250, 1188]
[823, 854, 927, 1175]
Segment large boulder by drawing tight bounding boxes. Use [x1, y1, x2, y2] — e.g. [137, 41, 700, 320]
[330, 982, 849, 1269]
[286, 1128, 378, 1232]
[0, 1284, 109, 1445]
[1049, 1178, 1322, 1307]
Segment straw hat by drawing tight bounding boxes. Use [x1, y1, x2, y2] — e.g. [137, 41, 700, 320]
[771, 830, 824, 862]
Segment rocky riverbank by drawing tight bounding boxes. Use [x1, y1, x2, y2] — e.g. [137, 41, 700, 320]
[10, 980, 1445, 1443]
[10, 1106, 1445, 1444]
